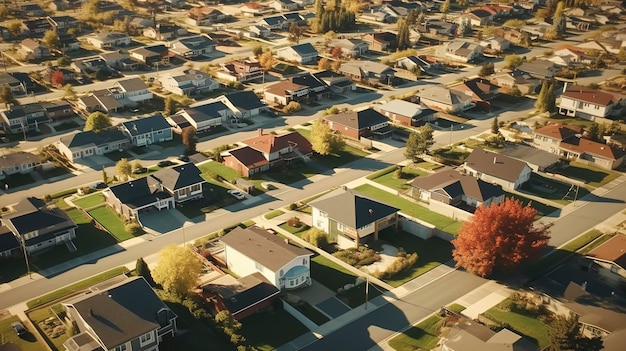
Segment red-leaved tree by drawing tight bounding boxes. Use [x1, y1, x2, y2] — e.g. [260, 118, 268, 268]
[330, 46, 343, 59]
[452, 198, 551, 277]
[51, 70, 64, 87]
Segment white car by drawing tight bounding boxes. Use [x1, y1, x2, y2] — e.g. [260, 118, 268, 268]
[227, 190, 246, 200]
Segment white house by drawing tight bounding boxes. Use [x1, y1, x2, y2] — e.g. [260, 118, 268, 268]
[437, 40, 483, 63]
[0, 151, 41, 179]
[58, 130, 130, 163]
[220, 226, 313, 290]
[558, 84, 623, 121]
[111, 78, 153, 105]
[172, 101, 231, 132]
[159, 70, 219, 96]
[275, 43, 318, 64]
[120, 114, 173, 147]
[463, 148, 532, 190]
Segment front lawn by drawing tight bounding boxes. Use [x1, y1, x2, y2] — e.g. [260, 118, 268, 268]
[198, 161, 240, 182]
[354, 184, 461, 235]
[483, 299, 548, 349]
[503, 192, 558, 218]
[241, 306, 309, 351]
[0, 315, 47, 351]
[389, 314, 444, 351]
[27, 307, 69, 351]
[279, 223, 311, 236]
[371, 166, 427, 190]
[265, 209, 285, 219]
[72, 193, 105, 209]
[87, 206, 134, 241]
[521, 173, 590, 205]
[556, 161, 620, 188]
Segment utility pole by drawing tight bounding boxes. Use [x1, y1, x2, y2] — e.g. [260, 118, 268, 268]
[21, 236, 31, 279]
[364, 275, 369, 310]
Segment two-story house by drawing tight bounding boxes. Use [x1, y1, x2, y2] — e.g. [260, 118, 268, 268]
[324, 108, 392, 140]
[449, 78, 500, 112]
[0, 151, 41, 180]
[159, 70, 219, 96]
[143, 23, 187, 41]
[417, 86, 474, 113]
[214, 91, 268, 118]
[217, 59, 264, 83]
[582, 234, 626, 290]
[363, 32, 397, 52]
[20, 38, 50, 61]
[120, 114, 172, 147]
[310, 187, 399, 248]
[46, 15, 81, 32]
[0, 73, 27, 95]
[462, 148, 532, 190]
[0, 103, 49, 134]
[223, 129, 312, 176]
[1, 197, 77, 254]
[437, 40, 483, 63]
[338, 61, 396, 84]
[263, 80, 309, 106]
[87, 32, 131, 49]
[130, 45, 171, 66]
[169, 35, 216, 59]
[58, 129, 130, 163]
[220, 226, 313, 290]
[275, 43, 318, 65]
[558, 84, 623, 120]
[63, 277, 177, 351]
[112, 78, 153, 105]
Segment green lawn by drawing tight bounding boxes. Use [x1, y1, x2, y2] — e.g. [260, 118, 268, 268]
[504, 192, 558, 218]
[279, 223, 311, 236]
[377, 230, 453, 287]
[431, 147, 470, 166]
[483, 300, 548, 349]
[354, 184, 461, 234]
[295, 128, 370, 169]
[87, 206, 134, 241]
[521, 173, 590, 205]
[241, 307, 309, 351]
[413, 161, 442, 170]
[198, 161, 240, 182]
[27, 307, 69, 351]
[264, 209, 285, 219]
[556, 161, 620, 188]
[72, 193, 105, 209]
[261, 164, 321, 184]
[0, 315, 47, 351]
[371, 166, 427, 190]
[389, 314, 444, 351]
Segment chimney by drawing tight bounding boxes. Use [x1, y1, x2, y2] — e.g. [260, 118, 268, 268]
[369, 209, 373, 216]
[258, 128, 263, 136]
[493, 157, 497, 164]
[89, 308, 94, 316]
[582, 281, 587, 291]
[563, 81, 569, 93]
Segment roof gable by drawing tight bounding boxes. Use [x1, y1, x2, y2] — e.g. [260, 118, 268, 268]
[464, 148, 530, 182]
[150, 163, 205, 191]
[324, 108, 388, 130]
[410, 168, 504, 202]
[310, 188, 399, 228]
[122, 114, 170, 135]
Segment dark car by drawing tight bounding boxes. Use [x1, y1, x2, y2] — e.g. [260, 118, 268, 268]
[158, 160, 174, 167]
[178, 155, 190, 162]
[92, 181, 107, 189]
[132, 167, 148, 174]
[12, 322, 27, 336]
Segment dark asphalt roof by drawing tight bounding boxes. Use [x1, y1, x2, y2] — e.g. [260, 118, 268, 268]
[324, 108, 388, 131]
[122, 114, 171, 136]
[203, 273, 280, 316]
[0, 226, 19, 253]
[464, 148, 530, 183]
[186, 101, 229, 122]
[151, 163, 205, 191]
[223, 91, 265, 111]
[108, 177, 172, 209]
[60, 130, 127, 148]
[409, 168, 504, 202]
[290, 43, 318, 56]
[3, 197, 75, 235]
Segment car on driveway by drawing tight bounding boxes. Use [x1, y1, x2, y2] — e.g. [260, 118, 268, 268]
[133, 167, 148, 174]
[12, 322, 27, 337]
[261, 182, 277, 190]
[178, 155, 190, 162]
[158, 160, 174, 167]
[227, 189, 246, 200]
[92, 181, 107, 189]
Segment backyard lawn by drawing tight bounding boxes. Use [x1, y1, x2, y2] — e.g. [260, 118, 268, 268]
[483, 299, 548, 349]
[371, 166, 427, 190]
[521, 173, 590, 205]
[279, 223, 311, 236]
[355, 184, 461, 235]
[0, 315, 47, 351]
[296, 128, 370, 169]
[88, 206, 134, 241]
[27, 307, 69, 351]
[241, 307, 309, 351]
[504, 192, 559, 218]
[72, 193, 105, 209]
[556, 161, 620, 188]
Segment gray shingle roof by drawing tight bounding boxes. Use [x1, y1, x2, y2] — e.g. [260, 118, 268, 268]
[378, 99, 423, 118]
[184, 101, 229, 123]
[3, 197, 75, 236]
[464, 148, 530, 183]
[409, 168, 504, 202]
[60, 130, 127, 148]
[122, 114, 171, 136]
[116, 77, 148, 92]
[223, 91, 265, 111]
[151, 163, 205, 191]
[107, 177, 171, 209]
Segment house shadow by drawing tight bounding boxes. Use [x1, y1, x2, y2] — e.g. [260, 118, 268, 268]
[579, 192, 625, 204]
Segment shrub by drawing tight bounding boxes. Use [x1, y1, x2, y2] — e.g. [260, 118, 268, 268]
[373, 252, 418, 279]
[287, 203, 297, 210]
[301, 228, 329, 248]
[283, 101, 302, 114]
[333, 246, 381, 268]
[125, 221, 144, 235]
[286, 216, 302, 227]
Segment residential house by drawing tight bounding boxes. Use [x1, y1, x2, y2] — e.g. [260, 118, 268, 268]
[490, 70, 541, 95]
[324, 108, 392, 140]
[327, 38, 369, 58]
[240, 2, 274, 17]
[220, 226, 313, 290]
[0, 103, 49, 134]
[23, 18, 52, 37]
[290, 73, 330, 100]
[43, 67, 75, 87]
[186, 7, 226, 26]
[360, 11, 392, 23]
[249, 25, 272, 39]
[257, 15, 289, 30]
[0, 73, 27, 95]
[533, 123, 625, 170]
[516, 59, 559, 80]
[217, 59, 264, 83]
[558, 84, 624, 120]
[201, 273, 280, 320]
[63, 277, 177, 351]
[87, 32, 131, 49]
[49, 0, 70, 11]
[42, 100, 75, 120]
[395, 55, 438, 73]
[71, 57, 110, 75]
[276, 43, 318, 65]
[120, 114, 172, 147]
[113, 77, 153, 105]
[416, 86, 474, 113]
[0, 152, 41, 180]
[449, 78, 500, 112]
[500, 144, 561, 172]
[130, 45, 171, 66]
[437, 40, 483, 63]
[58, 33, 80, 53]
[170, 101, 232, 132]
[100, 52, 138, 71]
[20, 3, 45, 16]
[439, 320, 539, 351]
[20, 39, 50, 61]
[313, 70, 355, 93]
[263, 80, 309, 106]
[58, 130, 130, 163]
[494, 27, 534, 46]
[338, 61, 396, 84]
[268, 0, 299, 11]
[46, 15, 80, 32]
[418, 20, 457, 37]
[551, 46, 595, 65]
[462, 148, 532, 190]
[363, 32, 397, 52]
[159, 70, 219, 96]
[1, 197, 76, 254]
[143, 23, 187, 41]
[77, 91, 123, 113]
[408, 168, 505, 209]
[479, 36, 511, 52]
[310, 187, 399, 248]
[223, 129, 312, 176]
[459, 9, 494, 27]
[169, 35, 216, 59]
[104, 163, 206, 220]
[582, 234, 626, 289]
[0, 226, 19, 258]
[215, 91, 267, 118]
[378, 99, 434, 126]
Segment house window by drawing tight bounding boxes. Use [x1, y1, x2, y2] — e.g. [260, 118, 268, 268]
[140, 331, 154, 346]
[114, 344, 127, 351]
[611, 265, 619, 274]
[337, 223, 345, 231]
[157, 130, 163, 134]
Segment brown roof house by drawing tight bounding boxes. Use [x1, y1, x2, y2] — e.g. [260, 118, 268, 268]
[417, 86, 474, 113]
[324, 108, 392, 140]
[462, 148, 532, 190]
[216, 59, 263, 83]
[20, 39, 50, 61]
[533, 123, 625, 170]
[363, 32, 397, 52]
[449, 78, 500, 112]
[62, 277, 177, 351]
[338, 61, 396, 84]
[558, 84, 625, 121]
[439, 319, 539, 351]
[582, 234, 626, 290]
[263, 80, 310, 106]
[490, 70, 541, 95]
[377, 99, 435, 126]
[309, 187, 399, 248]
[223, 129, 312, 177]
[220, 226, 313, 290]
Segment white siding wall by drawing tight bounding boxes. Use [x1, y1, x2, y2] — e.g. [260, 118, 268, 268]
[311, 207, 330, 233]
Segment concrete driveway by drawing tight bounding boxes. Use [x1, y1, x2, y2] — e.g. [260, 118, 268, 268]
[140, 209, 187, 235]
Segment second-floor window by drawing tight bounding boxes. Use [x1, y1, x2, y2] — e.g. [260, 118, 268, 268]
[140, 331, 154, 346]
[114, 344, 128, 351]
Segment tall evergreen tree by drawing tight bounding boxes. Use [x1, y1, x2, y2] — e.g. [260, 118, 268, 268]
[553, 1, 567, 38]
[136, 257, 155, 287]
[396, 18, 410, 50]
[491, 117, 499, 134]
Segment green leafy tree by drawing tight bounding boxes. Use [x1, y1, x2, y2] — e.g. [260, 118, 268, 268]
[84, 111, 112, 133]
[548, 313, 603, 351]
[116, 158, 132, 181]
[396, 18, 410, 51]
[310, 119, 344, 156]
[458, 19, 472, 37]
[404, 125, 434, 162]
[63, 84, 77, 101]
[536, 81, 556, 113]
[215, 311, 246, 346]
[152, 245, 202, 297]
[136, 257, 155, 286]
[504, 54, 524, 69]
[252, 45, 264, 57]
[133, 160, 143, 170]
[0, 84, 17, 108]
[57, 56, 72, 67]
[163, 96, 174, 117]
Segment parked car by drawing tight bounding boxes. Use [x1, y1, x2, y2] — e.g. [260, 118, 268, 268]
[227, 189, 246, 200]
[133, 167, 148, 174]
[92, 181, 107, 189]
[178, 155, 190, 162]
[261, 182, 276, 190]
[12, 322, 26, 337]
[158, 160, 174, 167]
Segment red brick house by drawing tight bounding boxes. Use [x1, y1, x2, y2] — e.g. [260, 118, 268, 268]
[449, 78, 500, 112]
[324, 108, 392, 140]
[223, 129, 313, 176]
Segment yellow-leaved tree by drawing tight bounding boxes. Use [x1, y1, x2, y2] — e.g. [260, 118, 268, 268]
[152, 245, 202, 297]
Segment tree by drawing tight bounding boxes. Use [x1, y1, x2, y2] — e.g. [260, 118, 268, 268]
[330, 46, 343, 59]
[458, 19, 472, 37]
[440, 0, 450, 13]
[42, 30, 61, 51]
[318, 57, 331, 70]
[51, 70, 65, 87]
[57, 56, 72, 67]
[136, 257, 155, 287]
[152, 245, 202, 297]
[0, 5, 9, 20]
[288, 22, 303, 44]
[215, 311, 246, 346]
[452, 198, 551, 277]
[396, 18, 410, 51]
[63, 84, 77, 101]
[491, 116, 499, 134]
[84, 111, 112, 133]
[163, 96, 174, 117]
[519, 32, 532, 48]
[553, 1, 567, 38]
[324, 30, 337, 45]
[0, 84, 17, 108]
[259, 50, 274, 72]
[102, 167, 108, 185]
[310, 119, 344, 156]
[252, 45, 264, 57]
[182, 126, 197, 155]
[479, 62, 495, 77]
[503, 54, 524, 69]
[535, 81, 556, 113]
[7, 20, 22, 41]
[548, 313, 603, 351]
[503, 19, 526, 28]
[457, 0, 468, 7]
[404, 125, 434, 162]
[116, 158, 132, 181]
[133, 160, 143, 170]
